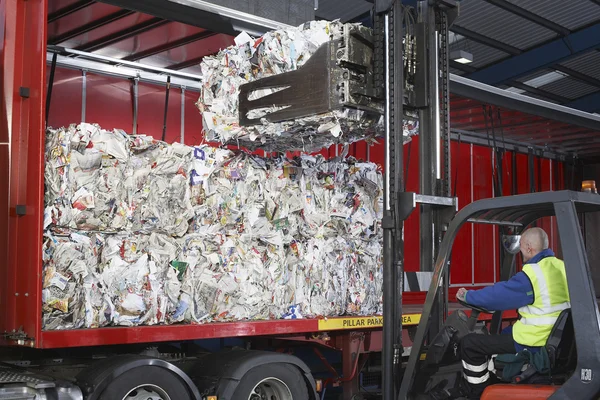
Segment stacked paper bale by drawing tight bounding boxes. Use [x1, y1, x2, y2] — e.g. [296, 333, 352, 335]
[43, 123, 383, 330]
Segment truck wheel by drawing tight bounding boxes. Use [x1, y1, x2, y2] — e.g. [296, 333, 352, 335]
[98, 366, 192, 400]
[232, 363, 309, 400]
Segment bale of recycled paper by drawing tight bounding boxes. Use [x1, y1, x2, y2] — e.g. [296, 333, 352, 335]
[42, 123, 383, 330]
[197, 21, 386, 152]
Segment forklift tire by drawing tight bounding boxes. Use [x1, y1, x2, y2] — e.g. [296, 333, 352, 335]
[231, 363, 309, 399]
[97, 365, 193, 400]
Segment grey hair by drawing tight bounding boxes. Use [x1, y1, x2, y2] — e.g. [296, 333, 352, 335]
[522, 227, 549, 252]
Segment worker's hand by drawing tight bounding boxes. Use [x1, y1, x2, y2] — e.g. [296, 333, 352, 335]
[456, 288, 468, 302]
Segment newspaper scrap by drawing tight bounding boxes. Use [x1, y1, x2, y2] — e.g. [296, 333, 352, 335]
[42, 123, 383, 330]
[196, 21, 419, 152]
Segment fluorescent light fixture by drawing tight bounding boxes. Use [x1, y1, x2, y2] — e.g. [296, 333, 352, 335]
[450, 49, 473, 64]
[522, 71, 567, 88]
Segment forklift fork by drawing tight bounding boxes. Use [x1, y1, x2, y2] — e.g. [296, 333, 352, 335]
[239, 25, 382, 126]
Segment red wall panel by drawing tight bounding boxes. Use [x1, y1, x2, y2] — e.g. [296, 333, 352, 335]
[46, 67, 83, 129]
[404, 138, 420, 272]
[0, 145, 9, 336]
[85, 72, 134, 130]
[472, 145, 496, 285]
[137, 81, 182, 142]
[46, 67, 206, 145]
[500, 151, 513, 197]
[2, 0, 48, 342]
[449, 141, 474, 285]
[368, 137, 385, 167]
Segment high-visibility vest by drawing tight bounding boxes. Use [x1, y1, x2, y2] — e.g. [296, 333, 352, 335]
[513, 257, 571, 347]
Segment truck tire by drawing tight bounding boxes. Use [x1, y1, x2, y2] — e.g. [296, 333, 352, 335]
[97, 365, 193, 400]
[232, 363, 309, 400]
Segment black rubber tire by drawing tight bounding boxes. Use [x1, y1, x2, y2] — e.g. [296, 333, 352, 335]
[98, 365, 192, 400]
[232, 363, 309, 399]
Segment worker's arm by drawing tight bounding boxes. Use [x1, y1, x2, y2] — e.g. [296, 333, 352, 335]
[463, 272, 534, 311]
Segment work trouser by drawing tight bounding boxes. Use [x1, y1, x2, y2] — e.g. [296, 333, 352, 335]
[460, 333, 515, 398]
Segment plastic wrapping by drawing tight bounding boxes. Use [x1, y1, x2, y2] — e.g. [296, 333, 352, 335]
[43, 123, 384, 329]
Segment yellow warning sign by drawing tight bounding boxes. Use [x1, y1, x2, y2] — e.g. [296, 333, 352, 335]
[317, 314, 421, 331]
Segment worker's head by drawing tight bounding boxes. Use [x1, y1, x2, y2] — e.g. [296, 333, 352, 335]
[520, 227, 549, 262]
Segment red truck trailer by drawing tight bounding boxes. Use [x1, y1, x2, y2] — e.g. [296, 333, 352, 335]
[0, 1, 594, 400]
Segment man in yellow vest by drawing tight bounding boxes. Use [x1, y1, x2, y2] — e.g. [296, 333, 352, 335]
[432, 227, 570, 399]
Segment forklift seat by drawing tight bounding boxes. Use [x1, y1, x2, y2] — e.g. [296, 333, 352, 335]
[494, 308, 575, 384]
[481, 384, 559, 400]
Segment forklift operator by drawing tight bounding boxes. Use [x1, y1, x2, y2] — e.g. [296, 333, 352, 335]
[454, 227, 570, 399]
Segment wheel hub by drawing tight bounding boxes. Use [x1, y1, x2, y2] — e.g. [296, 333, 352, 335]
[122, 384, 171, 400]
[248, 377, 293, 400]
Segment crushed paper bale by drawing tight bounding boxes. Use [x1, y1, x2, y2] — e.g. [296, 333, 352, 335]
[196, 20, 418, 152]
[42, 123, 383, 329]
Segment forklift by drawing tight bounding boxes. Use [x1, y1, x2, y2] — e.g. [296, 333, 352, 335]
[349, 2, 600, 399]
[396, 190, 600, 400]
[239, 0, 600, 398]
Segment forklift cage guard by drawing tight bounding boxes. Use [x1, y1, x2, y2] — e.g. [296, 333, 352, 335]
[399, 190, 600, 400]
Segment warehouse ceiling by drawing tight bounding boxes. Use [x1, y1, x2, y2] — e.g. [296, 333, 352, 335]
[46, 0, 600, 160]
[316, 0, 600, 114]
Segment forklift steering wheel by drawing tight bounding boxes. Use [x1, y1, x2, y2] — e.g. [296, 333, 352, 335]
[457, 298, 494, 314]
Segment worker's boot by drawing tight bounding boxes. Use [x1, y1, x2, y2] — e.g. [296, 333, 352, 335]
[427, 379, 472, 400]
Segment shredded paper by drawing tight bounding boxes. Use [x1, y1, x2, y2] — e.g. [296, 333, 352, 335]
[43, 123, 384, 330]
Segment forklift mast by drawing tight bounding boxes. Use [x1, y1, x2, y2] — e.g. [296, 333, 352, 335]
[372, 1, 459, 399]
[237, 2, 459, 397]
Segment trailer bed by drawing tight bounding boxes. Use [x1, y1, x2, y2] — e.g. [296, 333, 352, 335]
[36, 303, 517, 348]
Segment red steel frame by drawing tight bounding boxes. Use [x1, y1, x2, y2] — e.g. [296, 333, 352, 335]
[38, 310, 512, 349]
[1, 0, 47, 348]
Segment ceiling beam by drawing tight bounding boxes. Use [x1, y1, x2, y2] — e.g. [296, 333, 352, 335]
[566, 90, 600, 113]
[74, 18, 170, 53]
[466, 22, 600, 86]
[450, 60, 476, 73]
[553, 64, 600, 88]
[529, 130, 594, 144]
[451, 25, 521, 55]
[99, 0, 294, 36]
[451, 65, 569, 104]
[484, 0, 570, 36]
[561, 140, 600, 150]
[507, 81, 569, 104]
[450, 129, 567, 160]
[572, 144, 600, 155]
[450, 74, 600, 132]
[122, 31, 218, 62]
[48, 0, 95, 23]
[167, 56, 207, 71]
[522, 127, 590, 141]
[48, 9, 135, 45]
